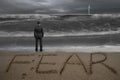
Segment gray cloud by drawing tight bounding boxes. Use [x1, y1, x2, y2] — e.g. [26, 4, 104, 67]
[0, 0, 120, 14]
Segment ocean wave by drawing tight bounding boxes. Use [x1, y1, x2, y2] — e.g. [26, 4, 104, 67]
[0, 30, 120, 37]
[0, 19, 34, 24]
[1, 45, 120, 52]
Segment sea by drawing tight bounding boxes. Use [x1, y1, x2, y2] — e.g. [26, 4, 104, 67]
[0, 17, 120, 52]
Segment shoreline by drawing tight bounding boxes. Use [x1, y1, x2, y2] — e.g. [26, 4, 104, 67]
[1, 45, 120, 53]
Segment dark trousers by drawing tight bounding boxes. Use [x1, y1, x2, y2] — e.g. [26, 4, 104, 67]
[35, 38, 43, 52]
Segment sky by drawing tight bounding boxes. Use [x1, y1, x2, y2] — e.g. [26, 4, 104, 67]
[0, 0, 120, 14]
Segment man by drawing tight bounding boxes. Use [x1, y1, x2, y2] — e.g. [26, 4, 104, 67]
[34, 21, 44, 52]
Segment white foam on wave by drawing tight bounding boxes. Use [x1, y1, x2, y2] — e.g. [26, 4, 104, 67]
[0, 20, 22, 24]
[1, 45, 120, 52]
[0, 19, 34, 24]
[0, 31, 33, 37]
[0, 30, 120, 37]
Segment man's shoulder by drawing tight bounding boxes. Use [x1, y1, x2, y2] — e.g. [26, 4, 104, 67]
[34, 27, 43, 32]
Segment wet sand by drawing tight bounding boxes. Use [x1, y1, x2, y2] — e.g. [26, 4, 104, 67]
[0, 51, 120, 80]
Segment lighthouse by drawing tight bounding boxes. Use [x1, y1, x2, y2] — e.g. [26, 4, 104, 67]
[88, 0, 92, 15]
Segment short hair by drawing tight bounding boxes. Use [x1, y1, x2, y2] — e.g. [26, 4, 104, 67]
[37, 21, 40, 24]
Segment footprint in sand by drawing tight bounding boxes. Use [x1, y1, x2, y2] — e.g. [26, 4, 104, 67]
[22, 73, 27, 79]
[32, 60, 35, 62]
[30, 67, 34, 71]
[38, 55, 41, 57]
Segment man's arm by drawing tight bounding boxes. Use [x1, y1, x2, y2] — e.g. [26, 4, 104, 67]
[34, 29, 38, 38]
[41, 28, 44, 38]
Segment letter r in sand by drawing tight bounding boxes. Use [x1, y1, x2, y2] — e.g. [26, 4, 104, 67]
[90, 53, 117, 75]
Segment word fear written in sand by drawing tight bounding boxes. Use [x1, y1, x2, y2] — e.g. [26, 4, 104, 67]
[6, 53, 117, 75]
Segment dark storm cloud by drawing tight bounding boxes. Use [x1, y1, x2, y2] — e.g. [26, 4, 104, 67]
[0, 0, 120, 14]
[91, 0, 120, 13]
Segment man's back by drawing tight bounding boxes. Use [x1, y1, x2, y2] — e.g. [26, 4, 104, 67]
[34, 25, 44, 39]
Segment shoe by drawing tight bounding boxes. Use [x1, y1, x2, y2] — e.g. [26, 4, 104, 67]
[40, 49, 43, 52]
[35, 49, 38, 52]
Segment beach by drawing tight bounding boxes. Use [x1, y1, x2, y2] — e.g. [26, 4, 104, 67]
[0, 16, 120, 80]
[1, 19, 120, 52]
[0, 52, 120, 80]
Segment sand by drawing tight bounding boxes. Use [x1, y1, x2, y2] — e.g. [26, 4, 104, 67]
[0, 51, 120, 80]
